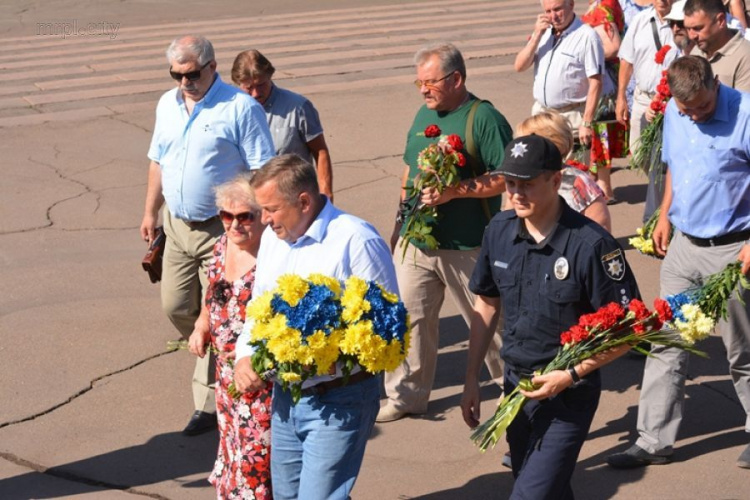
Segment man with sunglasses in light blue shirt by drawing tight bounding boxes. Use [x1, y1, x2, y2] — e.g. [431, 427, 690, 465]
[140, 35, 274, 437]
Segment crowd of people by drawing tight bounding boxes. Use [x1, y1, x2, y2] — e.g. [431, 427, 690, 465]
[139, 0, 750, 497]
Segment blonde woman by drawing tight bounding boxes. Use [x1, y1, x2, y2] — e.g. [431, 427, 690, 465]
[188, 172, 272, 499]
[514, 111, 612, 232]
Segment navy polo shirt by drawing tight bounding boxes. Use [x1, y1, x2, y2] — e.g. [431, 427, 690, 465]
[470, 201, 641, 372]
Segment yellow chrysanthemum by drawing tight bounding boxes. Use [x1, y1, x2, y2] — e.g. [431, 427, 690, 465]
[308, 273, 342, 297]
[247, 291, 274, 322]
[680, 304, 701, 322]
[377, 283, 400, 304]
[277, 274, 309, 306]
[252, 315, 288, 342]
[694, 314, 715, 337]
[305, 330, 341, 375]
[266, 327, 303, 363]
[342, 277, 370, 323]
[280, 372, 302, 383]
[674, 309, 713, 344]
[642, 239, 655, 254]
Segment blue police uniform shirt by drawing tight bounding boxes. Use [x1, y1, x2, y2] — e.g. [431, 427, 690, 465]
[662, 83, 750, 239]
[469, 201, 641, 372]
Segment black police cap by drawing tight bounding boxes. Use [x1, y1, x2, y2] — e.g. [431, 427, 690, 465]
[497, 134, 562, 180]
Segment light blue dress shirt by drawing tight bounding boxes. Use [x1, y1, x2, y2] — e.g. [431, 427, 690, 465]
[148, 74, 275, 221]
[235, 198, 399, 370]
[662, 84, 750, 238]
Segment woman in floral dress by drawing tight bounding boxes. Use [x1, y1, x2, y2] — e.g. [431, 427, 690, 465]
[189, 172, 272, 499]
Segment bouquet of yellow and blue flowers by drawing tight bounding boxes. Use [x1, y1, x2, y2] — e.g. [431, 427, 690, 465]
[246, 273, 410, 403]
[470, 262, 748, 451]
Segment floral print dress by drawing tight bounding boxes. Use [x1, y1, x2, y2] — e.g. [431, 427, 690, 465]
[205, 234, 272, 500]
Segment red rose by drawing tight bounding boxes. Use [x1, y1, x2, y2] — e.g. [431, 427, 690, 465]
[650, 100, 662, 111]
[447, 134, 464, 152]
[424, 124, 441, 138]
[455, 152, 466, 167]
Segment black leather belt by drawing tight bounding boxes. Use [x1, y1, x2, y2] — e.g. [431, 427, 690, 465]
[683, 229, 750, 247]
[184, 215, 219, 230]
[300, 371, 374, 397]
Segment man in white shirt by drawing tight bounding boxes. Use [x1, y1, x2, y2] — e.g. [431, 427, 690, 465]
[233, 154, 398, 500]
[515, 0, 604, 146]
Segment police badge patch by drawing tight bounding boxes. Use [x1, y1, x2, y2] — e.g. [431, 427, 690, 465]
[601, 249, 626, 281]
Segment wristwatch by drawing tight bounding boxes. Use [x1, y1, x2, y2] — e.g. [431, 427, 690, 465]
[581, 121, 593, 128]
[568, 366, 581, 384]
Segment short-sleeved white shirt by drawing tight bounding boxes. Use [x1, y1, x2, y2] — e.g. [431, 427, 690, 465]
[533, 16, 604, 108]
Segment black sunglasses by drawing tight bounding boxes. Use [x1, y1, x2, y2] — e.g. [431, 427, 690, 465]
[669, 20, 684, 29]
[169, 60, 211, 82]
[219, 210, 256, 225]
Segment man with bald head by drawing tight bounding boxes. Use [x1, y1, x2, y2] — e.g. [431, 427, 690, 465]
[140, 35, 274, 435]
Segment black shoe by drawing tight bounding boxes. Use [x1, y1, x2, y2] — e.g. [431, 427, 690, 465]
[606, 445, 672, 469]
[182, 410, 217, 436]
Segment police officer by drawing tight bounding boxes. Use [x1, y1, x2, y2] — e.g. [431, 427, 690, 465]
[460, 134, 641, 499]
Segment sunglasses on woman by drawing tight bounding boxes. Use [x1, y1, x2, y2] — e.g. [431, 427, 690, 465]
[169, 60, 211, 81]
[219, 210, 256, 225]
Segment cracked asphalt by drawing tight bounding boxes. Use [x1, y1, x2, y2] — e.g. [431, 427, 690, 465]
[1, 0, 748, 498]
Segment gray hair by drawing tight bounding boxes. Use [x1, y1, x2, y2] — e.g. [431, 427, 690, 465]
[166, 35, 215, 65]
[214, 172, 259, 211]
[414, 42, 466, 81]
[667, 56, 716, 102]
[250, 154, 319, 204]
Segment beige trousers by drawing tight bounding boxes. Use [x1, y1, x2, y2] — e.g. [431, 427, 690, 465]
[384, 239, 504, 413]
[162, 209, 223, 413]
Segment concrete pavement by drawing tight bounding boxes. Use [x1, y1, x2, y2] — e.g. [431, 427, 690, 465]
[0, 0, 747, 498]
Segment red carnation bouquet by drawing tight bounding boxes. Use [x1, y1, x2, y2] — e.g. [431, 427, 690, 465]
[470, 296, 706, 451]
[629, 61, 672, 176]
[399, 124, 466, 261]
[471, 260, 750, 451]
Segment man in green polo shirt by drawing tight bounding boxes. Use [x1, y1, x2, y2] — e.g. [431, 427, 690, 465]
[379, 42, 513, 423]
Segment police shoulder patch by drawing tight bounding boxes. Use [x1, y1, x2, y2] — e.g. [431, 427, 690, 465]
[601, 248, 626, 281]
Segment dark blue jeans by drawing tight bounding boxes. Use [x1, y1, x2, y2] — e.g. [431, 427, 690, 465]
[505, 366, 601, 500]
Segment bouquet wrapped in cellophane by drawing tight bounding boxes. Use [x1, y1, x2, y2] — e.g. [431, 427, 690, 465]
[471, 262, 748, 452]
[246, 274, 410, 403]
